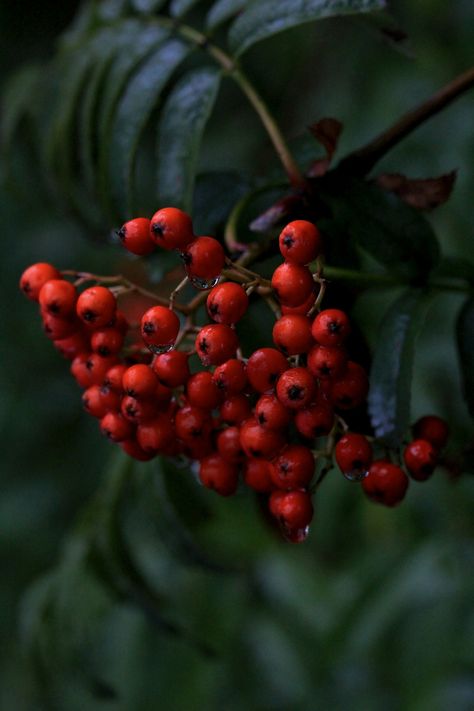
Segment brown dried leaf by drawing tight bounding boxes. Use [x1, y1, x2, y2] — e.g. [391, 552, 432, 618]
[375, 171, 457, 210]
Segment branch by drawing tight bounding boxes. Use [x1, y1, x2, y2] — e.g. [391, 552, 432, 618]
[340, 66, 474, 175]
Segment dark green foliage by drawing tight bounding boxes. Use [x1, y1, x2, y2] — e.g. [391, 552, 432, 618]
[457, 296, 474, 418]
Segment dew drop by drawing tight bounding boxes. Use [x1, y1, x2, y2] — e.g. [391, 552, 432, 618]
[187, 274, 220, 290]
[146, 343, 174, 355]
[343, 468, 368, 482]
[282, 525, 310, 543]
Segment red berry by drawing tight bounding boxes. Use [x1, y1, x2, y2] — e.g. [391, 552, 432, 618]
[279, 220, 322, 265]
[140, 305, 180, 353]
[120, 437, 156, 461]
[39, 279, 77, 317]
[175, 405, 212, 441]
[100, 411, 133, 442]
[412, 415, 449, 450]
[276, 367, 316, 410]
[53, 331, 89, 360]
[20, 262, 61, 301]
[243, 459, 275, 493]
[269, 490, 313, 529]
[199, 454, 239, 497]
[195, 324, 238, 366]
[271, 445, 315, 489]
[294, 401, 334, 439]
[71, 353, 117, 388]
[212, 359, 247, 394]
[117, 217, 155, 255]
[207, 282, 249, 324]
[311, 308, 350, 347]
[122, 364, 158, 399]
[331, 361, 368, 410]
[182, 436, 214, 461]
[137, 414, 175, 453]
[91, 327, 124, 357]
[216, 426, 243, 463]
[307, 344, 347, 380]
[183, 236, 225, 286]
[152, 350, 190, 388]
[103, 363, 128, 392]
[272, 315, 313, 355]
[76, 286, 116, 328]
[362, 460, 409, 507]
[281, 289, 316, 316]
[82, 385, 120, 418]
[149, 207, 194, 251]
[255, 394, 291, 431]
[42, 312, 78, 340]
[335, 433, 372, 481]
[246, 348, 288, 394]
[271, 263, 314, 307]
[121, 395, 157, 424]
[220, 394, 252, 425]
[186, 371, 222, 410]
[403, 439, 437, 481]
[240, 418, 285, 459]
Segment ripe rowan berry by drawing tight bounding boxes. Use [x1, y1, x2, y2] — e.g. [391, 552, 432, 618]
[71, 353, 117, 388]
[152, 350, 190, 388]
[186, 371, 222, 410]
[140, 305, 180, 353]
[121, 395, 157, 424]
[100, 411, 133, 442]
[311, 309, 350, 347]
[175, 405, 212, 441]
[276, 367, 316, 410]
[307, 344, 347, 380]
[246, 348, 288, 394]
[122, 364, 158, 399]
[120, 437, 156, 461]
[20, 262, 61, 301]
[149, 207, 194, 250]
[220, 394, 252, 425]
[294, 401, 334, 439]
[42, 312, 79, 340]
[195, 324, 238, 366]
[110, 310, 129, 334]
[91, 327, 124, 357]
[269, 490, 313, 529]
[137, 414, 175, 453]
[271, 445, 315, 489]
[199, 454, 239, 496]
[82, 385, 120, 418]
[243, 458, 275, 493]
[53, 331, 89, 360]
[182, 236, 225, 286]
[76, 286, 116, 328]
[212, 359, 247, 394]
[103, 363, 128, 392]
[412, 415, 449, 450]
[362, 460, 409, 507]
[39, 279, 77, 317]
[271, 262, 314, 307]
[403, 439, 437, 481]
[117, 217, 155, 255]
[207, 282, 249, 324]
[331, 361, 369, 410]
[216, 426, 244, 463]
[255, 394, 291, 431]
[279, 220, 322, 265]
[281, 288, 316, 316]
[335, 433, 372, 481]
[272, 315, 313, 355]
[182, 436, 214, 461]
[240, 418, 285, 459]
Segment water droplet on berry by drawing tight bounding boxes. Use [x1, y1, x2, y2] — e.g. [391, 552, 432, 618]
[187, 274, 220, 290]
[282, 525, 310, 543]
[343, 468, 368, 482]
[146, 343, 174, 355]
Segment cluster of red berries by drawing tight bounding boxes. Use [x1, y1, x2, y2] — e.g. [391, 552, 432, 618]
[20, 208, 449, 542]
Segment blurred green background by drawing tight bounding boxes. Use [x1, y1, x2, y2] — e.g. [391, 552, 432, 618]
[1, 1, 474, 709]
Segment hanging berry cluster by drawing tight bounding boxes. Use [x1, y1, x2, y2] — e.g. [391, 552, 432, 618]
[20, 208, 449, 542]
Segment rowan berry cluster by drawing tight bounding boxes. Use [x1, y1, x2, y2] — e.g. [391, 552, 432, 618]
[20, 208, 449, 542]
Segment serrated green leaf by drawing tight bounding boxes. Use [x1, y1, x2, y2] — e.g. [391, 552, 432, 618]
[106, 38, 191, 217]
[206, 0, 246, 30]
[456, 296, 474, 419]
[368, 288, 434, 445]
[156, 67, 221, 210]
[326, 179, 440, 280]
[170, 0, 202, 17]
[229, 0, 386, 56]
[192, 171, 252, 235]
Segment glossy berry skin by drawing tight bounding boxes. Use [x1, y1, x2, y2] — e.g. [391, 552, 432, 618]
[246, 348, 288, 394]
[199, 454, 239, 497]
[207, 282, 249, 324]
[271, 263, 314, 307]
[91, 327, 124, 357]
[76, 286, 116, 328]
[243, 459, 275, 493]
[104, 364, 128, 392]
[311, 309, 350, 347]
[212, 359, 247, 394]
[141, 306, 180, 353]
[117, 217, 155, 255]
[100, 411, 133, 442]
[71, 353, 117, 388]
[220, 394, 252, 425]
[122, 364, 158, 399]
[120, 438, 156, 461]
[137, 414, 175, 453]
[149, 207, 194, 251]
[216, 426, 244, 464]
[413, 415, 449, 450]
[362, 460, 409, 507]
[308, 344, 347, 380]
[82, 385, 120, 419]
[20, 262, 61, 301]
[272, 315, 313, 355]
[295, 402, 334, 439]
[281, 289, 316, 316]
[42, 313, 78, 340]
[39, 279, 77, 317]
[403, 439, 437, 481]
[269, 490, 313, 529]
[255, 394, 291, 431]
[279, 220, 322, 265]
[240, 418, 285, 459]
[335, 433, 372, 481]
[53, 331, 89, 360]
[271, 445, 315, 489]
[175, 405, 212, 441]
[121, 396, 157, 424]
[183, 236, 225, 285]
[276, 367, 316, 410]
[195, 324, 238, 366]
[331, 361, 369, 410]
[186, 371, 222, 410]
[152, 350, 190, 388]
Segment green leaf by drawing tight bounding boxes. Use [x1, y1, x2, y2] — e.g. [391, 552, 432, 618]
[206, 0, 246, 29]
[192, 171, 252, 235]
[229, 0, 386, 56]
[107, 38, 192, 217]
[456, 296, 474, 419]
[131, 0, 168, 12]
[326, 179, 440, 281]
[433, 256, 474, 285]
[170, 0, 203, 17]
[368, 288, 434, 445]
[156, 67, 222, 211]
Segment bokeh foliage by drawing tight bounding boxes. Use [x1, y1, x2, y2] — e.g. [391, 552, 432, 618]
[1, 1, 474, 709]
